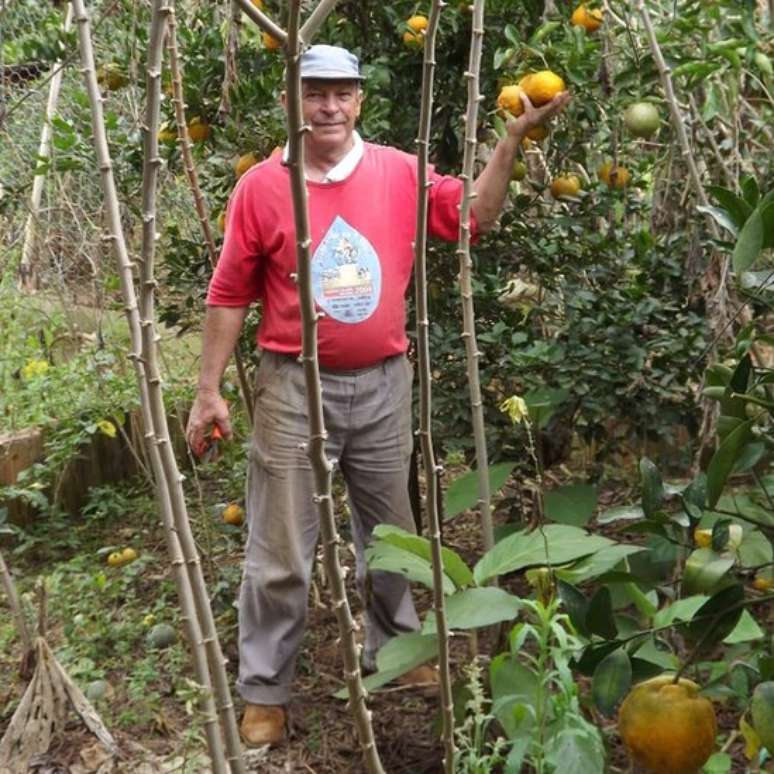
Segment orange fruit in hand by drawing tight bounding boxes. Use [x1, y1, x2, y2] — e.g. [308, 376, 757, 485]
[619, 675, 716, 774]
[550, 175, 581, 199]
[571, 4, 603, 31]
[497, 85, 525, 117]
[598, 161, 631, 189]
[518, 70, 565, 106]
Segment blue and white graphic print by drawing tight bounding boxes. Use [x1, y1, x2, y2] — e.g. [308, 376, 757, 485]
[311, 216, 381, 324]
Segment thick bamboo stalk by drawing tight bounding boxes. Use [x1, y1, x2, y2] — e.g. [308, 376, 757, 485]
[413, 2, 455, 771]
[283, 4, 384, 771]
[456, 0, 493, 554]
[165, 9, 254, 426]
[0, 549, 32, 654]
[233, 0, 287, 43]
[18, 4, 73, 291]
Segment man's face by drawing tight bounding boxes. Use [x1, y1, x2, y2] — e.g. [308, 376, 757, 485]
[300, 79, 363, 152]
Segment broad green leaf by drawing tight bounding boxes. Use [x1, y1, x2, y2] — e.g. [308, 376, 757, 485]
[523, 387, 569, 429]
[422, 587, 521, 633]
[733, 207, 764, 273]
[474, 525, 613, 585]
[543, 713, 606, 774]
[653, 595, 707, 628]
[684, 584, 745, 655]
[544, 484, 598, 527]
[554, 544, 645, 585]
[587, 586, 617, 639]
[702, 752, 732, 774]
[621, 582, 659, 618]
[706, 419, 754, 507]
[376, 631, 437, 673]
[707, 185, 753, 228]
[596, 504, 644, 524]
[490, 654, 539, 736]
[444, 461, 516, 520]
[737, 529, 773, 568]
[365, 541, 455, 595]
[681, 548, 736, 596]
[557, 580, 589, 636]
[574, 640, 623, 676]
[741, 176, 760, 208]
[723, 609, 764, 644]
[696, 205, 738, 236]
[592, 648, 632, 716]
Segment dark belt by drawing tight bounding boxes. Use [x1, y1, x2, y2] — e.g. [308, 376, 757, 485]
[266, 350, 394, 377]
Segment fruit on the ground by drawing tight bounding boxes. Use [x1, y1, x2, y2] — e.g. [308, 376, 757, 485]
[121, 547, 138, 564]
[187, 117, 211, 143]
[497, 85, 525, 117]
[511, 160, 527, 181]
[263, 31, 281, 50]
[624, 101, 661, 139]
[526, 125, 549, 141]
[85, 679, 110, 702]
[598, 161, 631, 189]
[518, 70, 566, 106]
[234, 152, 258, 178]
[157, 124, 177, 144]
[97, 63, 129, 91]
[106, 551, 124, 567]
[147, 623, 177, 649]
[223, 503, 245, 526]
[571, 4, 603, 31]
[550, 175, 581, 199]
[752, 682, 774, 753]
[694, 528, 712, 548]
[753, 575, 774, 591]
[407, 14, 429, 32]
[618, 675, 717, 774]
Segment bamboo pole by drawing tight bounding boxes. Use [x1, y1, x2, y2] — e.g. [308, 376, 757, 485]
[165, 9, 254, 426]
[413, 1, 456, 770]
[0, 549, 32, 655]
[18, 4, 73, 291]
[70, 1, 242, 771]
[457, 0, 493, 554]
[283, 3, 384, 771]
[299, 0, 342, 42]
[233, 0, 287, 43]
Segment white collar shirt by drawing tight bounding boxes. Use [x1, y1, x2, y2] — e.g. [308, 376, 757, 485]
[282, 131, 364, 183]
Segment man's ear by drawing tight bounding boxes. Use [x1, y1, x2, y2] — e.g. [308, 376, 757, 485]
[355, 89, 364, 117]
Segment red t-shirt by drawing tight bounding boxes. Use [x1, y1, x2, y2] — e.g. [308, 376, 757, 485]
[207, 142, 477, 369]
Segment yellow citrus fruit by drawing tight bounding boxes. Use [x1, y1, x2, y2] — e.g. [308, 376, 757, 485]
[107, 551, 124, 567]
[571, 4, 603, 32]
[550, 175, 581, 199]
[407, 14, 429, 32]
[157, 124, 177, 144]
[526, 125, 549, 141]
[598, 161, 631, 189]
[223, 503, 245, 526]
[624, 101, 661, 138]
[263, 31, 282, 50]
[403, 30, 424, 49]
[98, 64, 129, 91]
[619, 675, 717, 774]
[511, 160, 527, 181]
[187, 117, 211, 143]
[234, 152, 258, 178]
[753, 576, 774, 591]
[518, 70, 565, 106]
[251, 0, 263, 7]
[694, 528, 712, 548]
[121, 547, 138, 564]
[497, 85, 525, 117]
[217, 211, 226, 234]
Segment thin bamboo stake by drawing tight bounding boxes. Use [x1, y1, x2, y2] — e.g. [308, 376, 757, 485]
[0, 549, 32, 655]
[414, 2, 456, 771]
[457, 0, 493, 554]
[165, 9, 254, 426]
[70, 1, 240, 771]
[233, 0, 287, 43]
[299, 0, 342, 42]
[283, 4, 384, 771]
[18, 4, 73, 291]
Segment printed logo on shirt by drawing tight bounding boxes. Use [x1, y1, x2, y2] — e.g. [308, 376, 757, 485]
[311, 216, 381, 324]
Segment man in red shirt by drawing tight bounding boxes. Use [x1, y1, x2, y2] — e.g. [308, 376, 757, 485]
[186, 44, 569, 747]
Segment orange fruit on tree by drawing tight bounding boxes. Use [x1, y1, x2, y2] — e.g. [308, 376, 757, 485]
[518, 70, 565, 106]
[223, 503, 245, 527]
[187, 117, 211, 143]
[157, 124, 177, 144]
[251, 0, 263, 7]
[234, 152, 258, 178]
[407, 14, 429, 32]
[571, 4, 603, 32]
[402, 30, 424, 49]
[511, 160, 527, 181]
[263, 31, 282, 50]
[497, 85, 525, 117]
[598, 161, 631, 189]
[618, 675, 717, 774]
[526, 125, 549, 141]
[217, 211, 227, 234]
[550, 175, 581, 199]
[753, 575, 774, 591]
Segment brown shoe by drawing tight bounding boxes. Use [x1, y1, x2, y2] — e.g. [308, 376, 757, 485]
[395, 664, 440, 696]
[240, 704, 286, 747]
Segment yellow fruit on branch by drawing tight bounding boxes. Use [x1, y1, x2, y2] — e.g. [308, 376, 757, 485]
[571, 4, 603, 32]
[518, 70, 566, 106]
[752, 575, 774, 591]
[157, 124, 177, 144]
[263, 31, 282, 50]
[407, 14, 429, 32]
[223, 503, 245, 526]
[550, 175, 581, 199]
[693, 528, 712, 548]
[598, 161, 631, 189]
[624, 101, 661, 139]
[402, 30, 424, 49]
[618, 675, 717, 774]
[511, 160, 527, 181]
[526, 125, 549, 141]
[497, 85, 525, 117]
[234, 152, 258, 178]
[187, 117, 211, 143]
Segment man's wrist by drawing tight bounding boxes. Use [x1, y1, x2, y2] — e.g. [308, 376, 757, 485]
[197, 385, 221, 395]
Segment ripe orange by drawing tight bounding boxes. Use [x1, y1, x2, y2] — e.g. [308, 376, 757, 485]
[571, 4, 603, 32]
[753, 576, 774, 591]
[526, 125, 549, 141]
[223, 503, 245, 526]
[598, 161, 631, 189]
[403, 30, 424, 49]
[497, 85, 525, 117]
[234, 152, 258, 178]
[187, 117, 211, 143]
[121, 547, 138, 564]
[618, 675, 717, 774]
[407, 15, 429, 32]
[263, 31, 282, 50]
[550, 175, 581, 199]
[518, 70, 565, 106]
[251, 0, 263, 7]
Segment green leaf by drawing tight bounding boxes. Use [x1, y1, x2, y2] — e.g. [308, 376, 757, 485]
[544, 484, 598, 527]
[542, 713, 606, 774]
[653, 595, 707, 628]
[376, 631, 438, 673]
[640, 458, 664, 518]
[706, 418, 754, 507]
[523, 387, 569, 429]
[490, 654, 539, 736]
[365, 540, 455, 595]
[574, 640, 623, 677]
[723, 609, 764, 644]
[733, 207, 764, 273]
[586, 586, 617, 639]
[444, 461, 516, 521]
[422, 587, 521, 633]
[557, 580, 589, 636]
[696, 205, 738, 236]
[741, 176, 760, 208]
[702, 752, 732, 774]
[592, 648, 632, 716]
[683, 584, 745, 655]
[707, 185, 753, 228]
[596, 504, 644, 524]
[737, 529, 773, 568]
[474, 525, 613, 586]
[681, 548, 736, 596]
[555, 544, 645, 585]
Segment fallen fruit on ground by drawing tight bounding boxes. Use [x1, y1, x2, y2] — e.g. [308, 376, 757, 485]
[497, 85, 525, 117]
[571, 4, 603, 31]
[598, 161, 631, 189]
[624, 101, 661, 138]
[147, 623, 177, 649]
[263, 31, 281, 50]
[407, 14, 429, 32]
[752, 682, 774, 754]
[518, 70, 565, 106]
[187, 117, 211, 143]
[223, 503, 245, 526]
[618, 675, 717, 774]
[550, 175, 581, 199]
[511, 160, 527, 181]
[234, 152, 258, 178]
[106, 551, 124, 567]
[753, 575, 774, 591]
[121, 546, 138, 564]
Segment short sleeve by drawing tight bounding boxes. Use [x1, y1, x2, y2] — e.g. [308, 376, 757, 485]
[206, 174, 264, 306]
[427, 169, 479, 243]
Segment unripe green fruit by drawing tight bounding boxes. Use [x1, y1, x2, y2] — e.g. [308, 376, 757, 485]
[752, 682, 774, 754]
[624, 102, 661, 139]
[147, 623, 177, 649]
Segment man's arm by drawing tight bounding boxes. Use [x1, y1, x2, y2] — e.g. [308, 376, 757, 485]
[186, 304, 249, 454]
[471, 91, 571, 233]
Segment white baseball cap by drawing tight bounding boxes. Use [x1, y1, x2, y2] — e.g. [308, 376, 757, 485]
[300, 45, 365, 81]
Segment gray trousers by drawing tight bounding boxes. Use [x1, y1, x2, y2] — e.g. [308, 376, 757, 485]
[237, 350, 421, 705]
